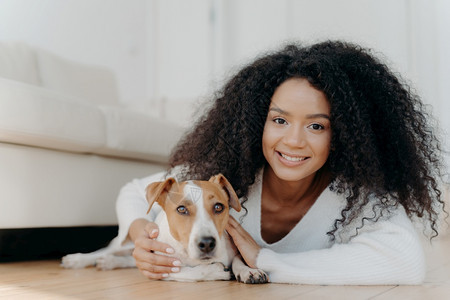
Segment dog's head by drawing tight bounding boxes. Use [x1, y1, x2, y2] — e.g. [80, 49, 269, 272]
[146, 174, 241, 262]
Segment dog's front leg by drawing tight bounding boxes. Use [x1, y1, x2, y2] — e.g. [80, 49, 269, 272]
[231, 256, 269, 284]
[61, 246, 113, 269]
[96, 254, 136, 270]
[165, 263, 231, 282]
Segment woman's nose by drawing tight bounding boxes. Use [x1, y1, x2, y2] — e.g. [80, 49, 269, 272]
[284, 125, 306, 148]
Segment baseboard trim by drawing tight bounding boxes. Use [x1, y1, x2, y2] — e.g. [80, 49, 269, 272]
[0, 226, 118, 262]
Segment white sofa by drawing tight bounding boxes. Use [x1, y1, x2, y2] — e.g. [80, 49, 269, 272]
[0, 42, 184, 231]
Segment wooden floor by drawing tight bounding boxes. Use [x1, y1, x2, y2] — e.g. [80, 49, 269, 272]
[1, 234, 450, 300]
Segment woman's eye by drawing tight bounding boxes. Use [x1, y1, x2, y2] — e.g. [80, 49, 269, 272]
[177, 206, 189, 215]
[308, 123, 325, 130]
[213, 203, 225, 214]
[273, 117, 287, 125]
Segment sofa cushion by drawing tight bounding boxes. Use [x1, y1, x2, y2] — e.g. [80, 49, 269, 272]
[36, 48, 119, 106]
[98, 106, 183, 162]
[0, 78, 184, 163]
[0, 78, 105, 153]
[0, 42, 40, 86]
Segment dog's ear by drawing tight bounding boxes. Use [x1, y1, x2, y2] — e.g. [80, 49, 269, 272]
[209, 174, 241, 212]
[145, 177, 176, 213]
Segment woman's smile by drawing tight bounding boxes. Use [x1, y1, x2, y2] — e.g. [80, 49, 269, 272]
[277, 151, 310, 164]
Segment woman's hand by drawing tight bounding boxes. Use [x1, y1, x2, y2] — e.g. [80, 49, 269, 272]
[226, 216, 261, 268]
[129, 219, 181, 279]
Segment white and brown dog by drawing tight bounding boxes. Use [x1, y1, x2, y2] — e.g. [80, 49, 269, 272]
[62, 174, 268, 284]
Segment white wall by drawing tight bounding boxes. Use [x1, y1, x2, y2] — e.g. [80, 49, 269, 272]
[215, 0, 410, 74]
[0, 0, 148, 106]
[436, 0, 450, 168]
[149, 0, 212, 101]
[0, 0, 448, 167]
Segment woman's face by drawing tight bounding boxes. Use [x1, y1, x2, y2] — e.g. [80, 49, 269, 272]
[262, 78, 331, 183]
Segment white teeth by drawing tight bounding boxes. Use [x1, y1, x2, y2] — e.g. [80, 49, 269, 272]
[280, 153, 307, 162]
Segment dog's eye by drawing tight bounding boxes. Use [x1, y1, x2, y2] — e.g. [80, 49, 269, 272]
[177, 206, 189, 215]
[213, 203, 224, 214]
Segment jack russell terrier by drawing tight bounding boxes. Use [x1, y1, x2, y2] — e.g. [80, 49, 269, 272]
[62, 174, 268, 284]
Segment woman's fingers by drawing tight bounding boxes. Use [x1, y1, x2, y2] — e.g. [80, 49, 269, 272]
[132, 221, 181, 279]
[144, 222, 160, 239]
[133, 247, 181, 279]
[135, 234, 174, 255]
[133, 245, 179, 266]
[227, 216, 253, 243]
[226, 216, 260, 268]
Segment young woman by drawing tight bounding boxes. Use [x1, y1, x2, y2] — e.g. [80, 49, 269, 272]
[116, 41, 446, 285]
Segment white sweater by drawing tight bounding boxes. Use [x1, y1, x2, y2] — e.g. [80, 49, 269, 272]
[116, 171, 426, 285]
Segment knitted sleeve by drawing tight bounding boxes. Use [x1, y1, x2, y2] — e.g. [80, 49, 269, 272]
[256, 209, 426, 285]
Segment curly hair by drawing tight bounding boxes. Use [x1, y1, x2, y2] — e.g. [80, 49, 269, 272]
[169, 40, 445, 238]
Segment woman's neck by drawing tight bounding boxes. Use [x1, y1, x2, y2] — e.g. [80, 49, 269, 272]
[262, 165, 330, 207]
[260, 165, 331, 244]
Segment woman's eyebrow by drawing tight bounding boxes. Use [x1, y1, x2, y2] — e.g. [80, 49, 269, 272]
[269, 106, 330, 120]
[268, 106, 290, 116]
[306, 113, 330, 120]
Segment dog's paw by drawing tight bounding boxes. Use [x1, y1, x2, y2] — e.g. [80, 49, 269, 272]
[96, 254, 117, 270]
[235, 268, 269, 284]
[61, 253, 95, 269]
[208, 263, 231, 281]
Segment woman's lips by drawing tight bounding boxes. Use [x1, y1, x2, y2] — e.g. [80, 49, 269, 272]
[277, 151, 310, 165]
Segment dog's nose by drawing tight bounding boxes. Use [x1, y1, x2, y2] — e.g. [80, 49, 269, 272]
[198, 236, 216, 253]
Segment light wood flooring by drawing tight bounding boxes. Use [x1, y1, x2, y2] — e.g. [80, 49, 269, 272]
[1, 233, 450, 299]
